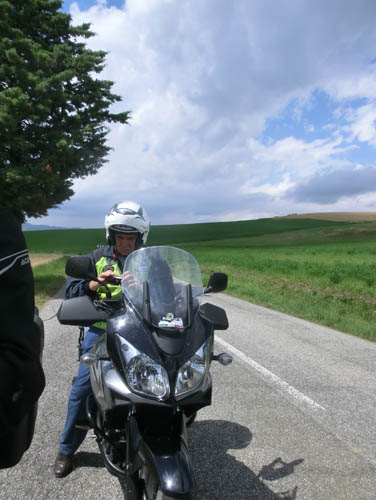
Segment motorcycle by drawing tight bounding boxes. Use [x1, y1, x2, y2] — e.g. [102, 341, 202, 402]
[57, 245, 232, 499]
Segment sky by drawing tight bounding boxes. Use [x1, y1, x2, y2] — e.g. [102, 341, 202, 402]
[30, 0, 376, 227]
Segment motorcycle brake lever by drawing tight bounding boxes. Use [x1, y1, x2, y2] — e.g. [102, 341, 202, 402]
[94, 300, 114, 313]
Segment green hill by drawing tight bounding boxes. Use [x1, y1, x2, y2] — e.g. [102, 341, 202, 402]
[24, 217, 349, 254]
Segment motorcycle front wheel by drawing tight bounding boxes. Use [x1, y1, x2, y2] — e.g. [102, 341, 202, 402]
[142, 484, 192, 500]
[118, 476, 192, 500]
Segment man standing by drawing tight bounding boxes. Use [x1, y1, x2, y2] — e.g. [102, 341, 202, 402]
[54, 201, 150, 478]
[0, 203, 45, 468]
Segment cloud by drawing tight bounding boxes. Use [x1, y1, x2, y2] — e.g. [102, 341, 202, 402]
[33, 0, 376, 226]
[287, 166, 376, 204]
[344, 103, 376, 146]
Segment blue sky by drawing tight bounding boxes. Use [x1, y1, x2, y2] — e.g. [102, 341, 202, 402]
[32, 0, 376, 227]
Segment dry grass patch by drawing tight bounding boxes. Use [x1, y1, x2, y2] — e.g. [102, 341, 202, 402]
[281, 212, 376, 222]
[30, 253, 64, 267]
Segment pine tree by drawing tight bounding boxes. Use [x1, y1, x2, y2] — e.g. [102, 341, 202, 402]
[0, 0, 130, 221]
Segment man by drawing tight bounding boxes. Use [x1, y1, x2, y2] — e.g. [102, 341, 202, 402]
[0, 203, 45, 468]
[54, 201, 150, 478]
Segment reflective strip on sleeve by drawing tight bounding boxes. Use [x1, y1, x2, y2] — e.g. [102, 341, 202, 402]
[0, 249, 29, 276]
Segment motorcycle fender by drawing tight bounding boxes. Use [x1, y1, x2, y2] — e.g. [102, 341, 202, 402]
[139, 439, 195, 496]
[128, 415, 194, 496]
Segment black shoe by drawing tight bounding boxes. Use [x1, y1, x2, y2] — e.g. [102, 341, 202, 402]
[54, 451, 73, 478]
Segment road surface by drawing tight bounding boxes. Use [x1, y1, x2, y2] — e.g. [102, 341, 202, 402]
[1, 289, 375, 499]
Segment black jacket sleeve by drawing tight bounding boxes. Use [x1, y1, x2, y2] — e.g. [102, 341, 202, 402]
[0, 204, 45, 443]
[65, 277, 95, 298]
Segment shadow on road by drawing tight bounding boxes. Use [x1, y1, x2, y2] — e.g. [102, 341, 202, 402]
[189, 420, 303, 500]
[74, 450, 104, 470]
[57, 420, 303, 500]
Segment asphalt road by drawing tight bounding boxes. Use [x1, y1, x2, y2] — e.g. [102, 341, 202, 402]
[1, 289, 376, 499]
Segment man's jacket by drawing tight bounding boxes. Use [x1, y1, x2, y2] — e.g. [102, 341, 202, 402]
[0, 204, 45, 468]
[66, 245, 123, 330]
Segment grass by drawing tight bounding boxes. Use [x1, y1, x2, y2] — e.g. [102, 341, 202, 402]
[26, 228, 107, 254]
[26, 217, 376, 342]
[25, 217, 348, 254]
[183, 242, 376, 342]
[33, 257, 67, 309]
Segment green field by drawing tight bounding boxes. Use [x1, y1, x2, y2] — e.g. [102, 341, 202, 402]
[26, 218, 376, 341]
[25, 217, 347, 254]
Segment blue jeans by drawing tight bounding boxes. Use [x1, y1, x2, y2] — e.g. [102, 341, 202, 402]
[59, 326, 104, 456]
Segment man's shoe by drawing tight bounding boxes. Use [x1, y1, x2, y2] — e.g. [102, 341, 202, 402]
[54, 451, 73, 478]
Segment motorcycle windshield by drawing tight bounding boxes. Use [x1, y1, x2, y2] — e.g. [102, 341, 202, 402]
[122, 246, 204, 329]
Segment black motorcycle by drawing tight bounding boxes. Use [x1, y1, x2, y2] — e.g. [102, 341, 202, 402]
[58, 245, 231, 499]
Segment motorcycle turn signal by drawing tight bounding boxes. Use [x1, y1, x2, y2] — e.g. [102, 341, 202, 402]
[80, 352, 110, 365]
[212, 353, 233, 365]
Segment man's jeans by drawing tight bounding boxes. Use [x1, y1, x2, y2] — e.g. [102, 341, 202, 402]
[59, 326, 104, 456]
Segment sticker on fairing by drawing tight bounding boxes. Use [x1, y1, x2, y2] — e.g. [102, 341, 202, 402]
[158, 313, 184, 328]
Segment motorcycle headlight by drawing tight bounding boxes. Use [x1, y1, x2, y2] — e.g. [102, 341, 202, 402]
[175, 338, 212, 399]
[117, 336, 170, 400]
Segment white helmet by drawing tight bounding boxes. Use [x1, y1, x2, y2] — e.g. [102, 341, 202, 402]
[104, 201, 150, 247]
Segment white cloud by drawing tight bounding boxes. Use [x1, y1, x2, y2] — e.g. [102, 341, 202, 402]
[346, 103, 376, 146]
[240, 174, 295, 198]
[326, 67, 376, 102]
[248, 135, 354, 179]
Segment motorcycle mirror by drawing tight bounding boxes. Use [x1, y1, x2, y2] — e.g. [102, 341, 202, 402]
[66, 256, 96, 280]
[204, 272, 228, 293]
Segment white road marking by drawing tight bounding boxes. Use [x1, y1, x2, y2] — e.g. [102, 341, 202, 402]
[216, 336, 326, 412]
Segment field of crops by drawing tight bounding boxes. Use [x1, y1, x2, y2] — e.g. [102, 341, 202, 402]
[26, 217, 376, 341]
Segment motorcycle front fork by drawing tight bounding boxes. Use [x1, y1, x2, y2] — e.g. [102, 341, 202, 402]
[88, 402, 194, 499]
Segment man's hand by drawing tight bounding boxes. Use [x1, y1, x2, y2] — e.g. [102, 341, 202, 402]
[88, 270, 120, 292]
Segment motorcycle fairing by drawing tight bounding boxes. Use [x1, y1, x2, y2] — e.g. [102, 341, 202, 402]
[199, 302, 229, 330]
[103, 309, 214, 405]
